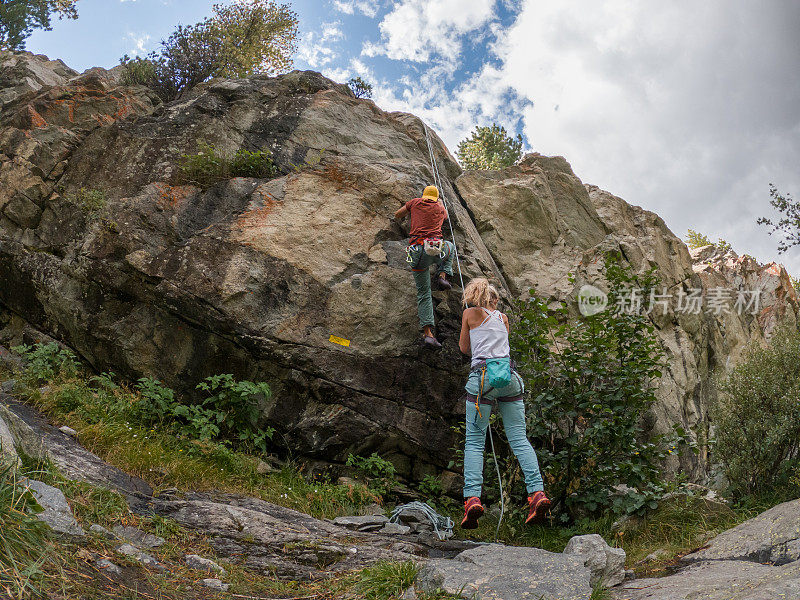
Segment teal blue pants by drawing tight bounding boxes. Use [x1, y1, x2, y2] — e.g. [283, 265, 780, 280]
[463, 370, 544, 498]
[408, 241, 455, 329]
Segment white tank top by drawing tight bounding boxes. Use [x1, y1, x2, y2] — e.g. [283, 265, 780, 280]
[469, 308, 510, 368]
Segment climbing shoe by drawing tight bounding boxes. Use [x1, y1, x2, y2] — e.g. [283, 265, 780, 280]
[461, 497, 484, 529]
[437, 274, 452, 291]
[423, 336, 442, 348]
[525, 491, 551, 525]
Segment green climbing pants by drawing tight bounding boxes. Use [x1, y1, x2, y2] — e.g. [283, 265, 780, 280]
[408, 241, 455, 329]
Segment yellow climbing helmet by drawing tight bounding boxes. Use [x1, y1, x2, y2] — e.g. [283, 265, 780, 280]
[421, 185, 439, 200]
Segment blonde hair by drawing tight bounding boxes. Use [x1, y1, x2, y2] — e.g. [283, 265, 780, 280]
[463, 277, 500, 308]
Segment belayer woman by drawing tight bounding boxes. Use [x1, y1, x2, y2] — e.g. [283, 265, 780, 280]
[458, 277, 550, 528]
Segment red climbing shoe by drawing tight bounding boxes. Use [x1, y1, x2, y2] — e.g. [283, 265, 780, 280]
[437, 274, 452, 290]
[461, 496, 484, 529]
[526, 491, 551, 525]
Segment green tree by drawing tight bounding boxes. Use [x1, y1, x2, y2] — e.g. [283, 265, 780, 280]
[347, 76, 372, 99]
[686, 229, 712, 249]
[714, 327, 800, 498]
[120, 0, 298, 101]
[757, 185, 800, 254]
[510, 254, 673, 520]
[686, 229, 733, 254]
[456, 123, 523, 170]
[0, 0, 78, 51]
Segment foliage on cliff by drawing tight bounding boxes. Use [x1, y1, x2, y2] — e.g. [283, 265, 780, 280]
[456, 123, 523, 170]
[120, 0, 298, 101]
[510, 254, 673, 521]
[0, 0, 78, 51]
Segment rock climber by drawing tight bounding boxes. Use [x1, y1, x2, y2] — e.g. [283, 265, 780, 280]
[394, 185, 455, 348]
[458, 277, 550, 529]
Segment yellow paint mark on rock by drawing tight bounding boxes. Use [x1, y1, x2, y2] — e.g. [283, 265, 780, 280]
[329, 335, 351, 347]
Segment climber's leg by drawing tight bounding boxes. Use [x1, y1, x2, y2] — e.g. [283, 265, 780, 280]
[496, 374, 544, 494]
[463, 396, 492, 498]
[411, 249, 437, 342]
[436, 240, 455, 277]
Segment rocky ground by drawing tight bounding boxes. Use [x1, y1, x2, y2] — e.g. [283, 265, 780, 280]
[3, 385, 800, 599]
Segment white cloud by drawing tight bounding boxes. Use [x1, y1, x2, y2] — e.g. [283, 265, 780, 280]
[332, 0, 380, 18]
[298, 22, 345, 69]
[125, 33, 150, 56]
[364, 0, 498, 65]
[364, 1, 800, 273]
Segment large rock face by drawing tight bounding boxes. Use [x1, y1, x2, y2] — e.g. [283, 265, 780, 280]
[457, 161, 799, 477]
[0, 51, 797, 482]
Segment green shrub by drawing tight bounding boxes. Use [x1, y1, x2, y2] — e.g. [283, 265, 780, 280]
[64, 187, 106, 218]
[346, 453, 397, 497]
[119, 54, 157, 87]
[11, 343, 79, 385]
[0, 464, 51, 597]
[419, 474, 444, 504]
[456, 123, 523, 170]
[713, 326, 800, 498]
[179, 142, 277, 188]
[192, 374, 274, 453]
[511, 253, 673, 521]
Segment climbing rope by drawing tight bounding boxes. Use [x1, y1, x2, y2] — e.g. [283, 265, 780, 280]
[388, 501, 454, 541]
[422, 121, 506, 543]
[423, 123, 466, 295]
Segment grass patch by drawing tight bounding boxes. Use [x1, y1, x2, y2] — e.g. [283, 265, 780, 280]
[7, 344, 380, 522]
[0, 463, 52, 599]
[355, 560, 417, 599]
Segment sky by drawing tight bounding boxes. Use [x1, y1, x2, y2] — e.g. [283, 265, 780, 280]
[25, 0, 800, 274]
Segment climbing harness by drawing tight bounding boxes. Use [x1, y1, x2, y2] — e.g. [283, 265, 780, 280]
[389, 501, 454, 541]
[404, 237, 450, 265]
[421, 122, 505, 541]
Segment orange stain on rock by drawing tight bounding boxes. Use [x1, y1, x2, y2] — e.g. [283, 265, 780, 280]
[27, 105, 48, 128]
[235, 192, 282, 231]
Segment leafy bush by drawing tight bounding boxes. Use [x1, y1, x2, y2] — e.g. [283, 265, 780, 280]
[418, 474, 444, 503]
[685, 229, 732, 253]
[179, 142, 277, 188]
[65, 187, 106, 216]
[510, 253, 672, 521]
[0, 464, 51, 597]
[346, 452, 397, 497]
[456, 123, 523, 170]
[11, 343, 79, 384]
[192, 374, 274, 452]
[348, 76, 373, 99]
[713, 326, 800, 498]
[119, 0, 298, 101]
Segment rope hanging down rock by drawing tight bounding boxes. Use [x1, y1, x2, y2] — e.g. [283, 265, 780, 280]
[423, 123, 466, 294]
[421, 122, 506, 543]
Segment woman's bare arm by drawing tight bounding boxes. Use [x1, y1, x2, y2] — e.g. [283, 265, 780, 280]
[502, 313, 510, 333]
[394, 205, 408, 220]
[459, 309, 472, 355]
